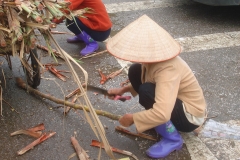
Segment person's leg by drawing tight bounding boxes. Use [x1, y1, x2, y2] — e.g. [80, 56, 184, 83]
[134, 80, 199, 132]
[128, 63, 142, 92]
[66, 17, 111, 55]
[171, 99, 199, 132]
[66, 18, 111, 41]
[134, 81, 197, 158]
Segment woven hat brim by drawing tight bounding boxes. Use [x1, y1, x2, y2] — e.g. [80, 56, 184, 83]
[107, 15, 181, 63]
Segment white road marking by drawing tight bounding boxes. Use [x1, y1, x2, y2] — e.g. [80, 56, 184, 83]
[105, 0, 193, 13]
[105, 1, 240, 160]
[176, 31, 240, 53]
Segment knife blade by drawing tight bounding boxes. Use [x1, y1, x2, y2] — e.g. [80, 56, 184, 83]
[84, 85, 131, 102]
[86, 85, 110, 96]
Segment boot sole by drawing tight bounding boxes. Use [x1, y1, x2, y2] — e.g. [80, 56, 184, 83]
[80, 46, 100, 57]
[146, 143, 183, 158]
[67, 41, 84, 43]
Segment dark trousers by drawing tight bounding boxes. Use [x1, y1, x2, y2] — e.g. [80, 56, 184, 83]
[128, 63, 199, 132]
[66, 17, 111, 41]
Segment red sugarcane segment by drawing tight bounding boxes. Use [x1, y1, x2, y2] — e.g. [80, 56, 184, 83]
[98, 69, 108, 84]
[17, 132, 56, 155]
[48, 66, 66, 81]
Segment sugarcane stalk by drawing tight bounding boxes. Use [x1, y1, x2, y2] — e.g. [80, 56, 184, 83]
[7, 8, 23, 42]
[0, 1, 5, 17]
[16, 77, 121, 121]
[33, 0, 44, 11]
[0, 30, 6, 47]
[0, 26, 11, 34]
[43, 1, 64, 19]
[20, 1, 43, 23]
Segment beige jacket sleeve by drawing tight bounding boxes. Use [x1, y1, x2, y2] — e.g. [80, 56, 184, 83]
[133, 65, 181, 133]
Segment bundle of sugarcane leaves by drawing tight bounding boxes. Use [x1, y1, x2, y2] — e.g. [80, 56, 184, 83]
[0, 0, 93, 57]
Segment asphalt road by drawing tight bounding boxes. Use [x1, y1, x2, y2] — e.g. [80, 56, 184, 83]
[0, 0, 239, 160]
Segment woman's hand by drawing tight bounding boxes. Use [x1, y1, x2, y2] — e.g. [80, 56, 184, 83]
[119, 114, 134, 127]
[107, 87, 125, 100]
[107, 85, 130, 100]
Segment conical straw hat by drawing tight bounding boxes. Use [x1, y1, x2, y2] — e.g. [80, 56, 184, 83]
[106, 15, 181, 63]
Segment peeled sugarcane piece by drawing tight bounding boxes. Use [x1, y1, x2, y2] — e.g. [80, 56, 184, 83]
[10, 123, 45, 138]
[20, 1, 43, 23]
[71, 136, 90, 160]
[0, 30, 6, 47]
[7, 8, 23, 42]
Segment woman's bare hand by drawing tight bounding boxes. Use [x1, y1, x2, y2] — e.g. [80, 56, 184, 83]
[119, 114, 134, 127]
[107, 88, 124, 100]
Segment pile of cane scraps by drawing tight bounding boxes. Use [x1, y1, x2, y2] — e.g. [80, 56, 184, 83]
[98, 67, 125, 85]
[10, 123, 56, 155]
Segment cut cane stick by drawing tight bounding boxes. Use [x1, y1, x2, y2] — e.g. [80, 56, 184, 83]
[11, 123, 45, 138]
[17, 132, 56, 155]
[65, 88, 81, 99]
[80, 50, 108, 59]
[107, 67, 124, 79]
[11, 130, 42, 138]
[64, 94, 78, 114]
[48, 66, 66, 81]
[71, 136, 89, 160]
[115, 126, 157, 141]
[98, 69, 108, 85]
[90, 140, 139, 160]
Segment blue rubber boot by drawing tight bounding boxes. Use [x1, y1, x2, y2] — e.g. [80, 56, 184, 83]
[79, 31, 99, 56]
[146, 121, 183, 158]
[66, 34, 83, 43]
